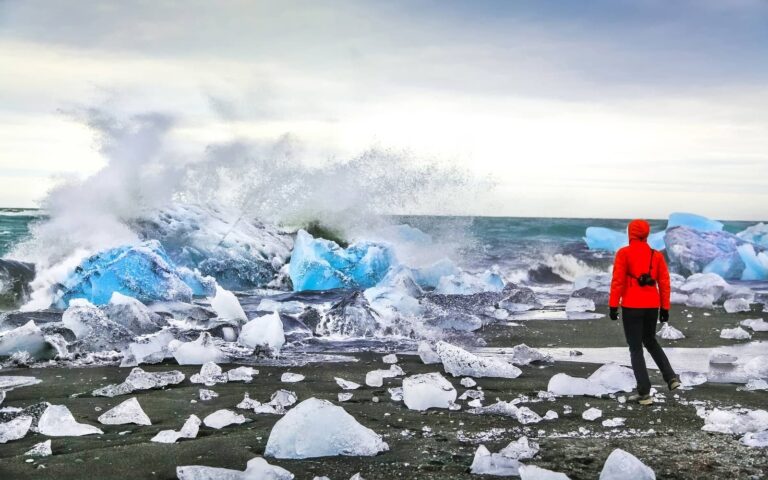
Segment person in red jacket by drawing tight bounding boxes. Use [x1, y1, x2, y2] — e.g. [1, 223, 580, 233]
[609, 219, 680, 405]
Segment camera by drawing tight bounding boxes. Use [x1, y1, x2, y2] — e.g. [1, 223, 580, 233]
[636, 273, 656, 287]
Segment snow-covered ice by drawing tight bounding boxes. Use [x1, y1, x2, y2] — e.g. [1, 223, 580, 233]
[227, 366, 259, 383]
[264, 398, 388, 459]
[460, 377, 477, 388]
[38, 405, 103, 436]
[151, 415, 201, 443]
[239, 312, 285, 355]
[599, 448, 656, 480]
[402, 372, 457, 411]
[98, 397, 151, 425]
[203, 409, 248, 429]
[436, 341, 521, 379]
[602, 417, 626, 428]
[177, 456, 294, 480]
[740, 430, 768, 448]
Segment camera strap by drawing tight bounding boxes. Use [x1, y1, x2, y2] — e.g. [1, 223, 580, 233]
[627, 248, 655, 283]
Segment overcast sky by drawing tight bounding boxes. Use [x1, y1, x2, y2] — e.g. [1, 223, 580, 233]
[1, 0, 767, 220]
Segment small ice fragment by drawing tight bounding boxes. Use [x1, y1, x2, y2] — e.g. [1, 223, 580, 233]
[507, 344, 553, 365]
[203, 409, 247, 429]
[0, 415, 32, 443]
[499, 436, 539, 460]
[402, 373, 457, 411]
[582, 408, 602, 421]
[281, 373, 305, 383]
[199, 389, 219, 401]
[264, 398, 389, 459]
[24, 440, 52, 457]
[519, 464, 571, 480]
[98, 397, 151, 426]
[436, 341, 521, 379]
[269, 390, 298, 410]
[460, 377, 477, 388]
[388, 387, 403, 402]
[38, 405, 103, 437]
[724, 298, 751, 313]
[740, 430, 768, 448]
[338, 393, 353, 402]
[565, 297, 595, 312]
[236, 393, 262, 410]
[335, 377, 361, 390]
[602, 417, 626, 428]
[382, 354, 398, 364]
[720, 327, 751, 340]
[544, 410, 559, 420]
[151, 415, 201, 443]
[470, 445, 521, 476]
[657, 324, 685, 340]
[417, 342, 441, 364]
[190, 362, 228, 386]
[741, 318, 768, 332]
[468, 399, 482, 408]
[177, 456, 293, 480]
[599, 448, 656, 480]
[227, 366, 259, 383]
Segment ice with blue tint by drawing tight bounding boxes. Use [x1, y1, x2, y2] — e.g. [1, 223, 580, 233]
[737, 244, 768, 281]
[411, 259, 461, 289]
[57, 240, 214, 308]
[737, 222, 768, 248]
[583, 228, 666, 253]
[288, 230, 396, 291]
[434, 269, 505, 295]
[667, 212, 723, 232]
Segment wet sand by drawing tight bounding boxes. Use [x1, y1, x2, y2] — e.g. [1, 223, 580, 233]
[1, 306, 766, 479]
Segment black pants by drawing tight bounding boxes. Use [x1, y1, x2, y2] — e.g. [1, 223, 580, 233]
[621, 307, 677, 395]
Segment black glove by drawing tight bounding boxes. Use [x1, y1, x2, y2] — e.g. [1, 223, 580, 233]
[609, 307, 619, 321]
[659, 309, 669, 323]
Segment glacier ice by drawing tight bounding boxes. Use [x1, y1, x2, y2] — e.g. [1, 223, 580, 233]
[519, 465, 570, 480]
[499, 286, 541, 312]
[701, 408, 768, 435]
[720, 327, 751, 340]
[24, 440, 52, 457]
[57, 240, 212, 307]
[365, 365, 404, 387]
[388, 386, 403, 402]
[602, 417, 626, 428]
[741, 318, 768, 332]
[548, 364, 635, 396]
[433, 268, 505, 295]
[98, 397, 151, 425]
[470, 444, 521, 476]
[565, 297, 595, 313]
[265, 397, 388, 459]
[256, 298, 306, 315]
[740, 430, 768, 448]
[737, 243, 768, 280]
[499, 436, 539, 460]
[339, 393, 353, 402]
[417, 342, 441, 364]
[468, 401, 542, 424]
[227, 366, 259, 383]
[0, 415, 32, 443]
[170, 332, 227, 365]
[402, 372, 457, 411]
[104, 292, 161, 335]
[657, 323, 685, 340]
[744, 355, 768, 379]
[0, 375, 41, 391]
[742, 379, 768, 391]
[363, 266, 423, 319]
[665, 227, 755, 279]
[382, 353, 398, 364]
[680, 371, 707, 387]
[281, 373, 305, 383]
[318, 291, 380, 337]
[289, 230, 395, 291]
[269, 389, 298, 410]
[724, 297, 751, 313]
[190, 362, 228, 386]
[0, 320, 52, 359]
[436, 341, 521, 379]
[177, 456, 294, 480]
[209, 285, 247, 323]
[38, 404, 103, 436]
[460, 377, 477, 388]
[152, 415, 202, 443]
[239, 312, 286, 355]
[93, 367, 184, 397]
[63, 299, 133, 352]
[410, 258, 460, 289]
[667, 212, 723, 232]
[737, 222, 768, 248]
[203, 409, 247, 429]
[335, 377, 361, 390]
[582, 407, 602, 421]
[505, 344, 552, 365]
[119, 330, 176, 367]
[599, 449, 655, 480]
[584, 227, 665, 252]
[199, 389, 218, 401]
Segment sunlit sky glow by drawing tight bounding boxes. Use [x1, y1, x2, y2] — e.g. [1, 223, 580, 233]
[1, 0, 767, 220]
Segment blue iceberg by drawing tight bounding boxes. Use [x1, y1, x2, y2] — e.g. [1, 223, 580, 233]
[737, 244, 768, 281]
[584, 228, 665, 252]
[289, 230, 396, 291]
[667, 212, 723, 232]
[411, 259, 461, 289]
[737, 223, 768, 248]
[57, 240, 215, 308]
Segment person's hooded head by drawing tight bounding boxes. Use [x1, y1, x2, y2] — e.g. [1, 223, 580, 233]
[628, 219, 650, 242]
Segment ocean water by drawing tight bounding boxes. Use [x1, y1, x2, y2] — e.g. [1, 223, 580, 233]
[0, 209, 40, 257]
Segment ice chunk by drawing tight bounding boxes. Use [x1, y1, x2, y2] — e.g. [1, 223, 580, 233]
[0, 320, 51, 359]
[742, 379, 768, 391]
[0, 415, 32, 443]
[190, 362, 228, 386]
[737, 243, 768, 281]
[388, 387, 403, 402]
[98, 397, 151, 425]
[548, 363, 635, 396]
[265, 397, 388, 459]
[744, 355, 768, 379]
[470, 445, 521, 476]
[599, 448, 655, 480]
[203, 409, 247, 429]
[227, 366, 258, 383]
[402, 372, 457, 411]
[709, 350, 738, 364]
[668, 212, 723, 232]
[318, 291, 380, 337]
[720, 327, 751, 340]
[565, 297, 595, 312]
[269, 389, 298, 410]
[57, 240, 208, 307]
[468, 401, 542, 424]
[151, 415, 201, 443]
[741, 318, 768, 332]
[170, 332, 227, 365]
[434, 268, 505, 295]
[364, 266, 423, 318]
[338, 393, 353, 402]
[104, 292, 161, 335]
[411, 259, 461, 288]
[702, 408, 768, 435]
[38, 405, 103, 436]
[335, 377, 361, 390]
[436, 341, 522, 379]
[582, 408, 602, 421]
[417, 342, 441, 364]
[499, 286, 541, 312]
[740, 430, 768, 448]
[602, 417, 626, 428]
[680, 371, 707, 387]
[584, 227, 628, 253]
[0, 375, 42, 391]
[365, 365, 403, 387]
[724, 298, 751, 313]
[62, 299, 133, 352]
[519, 465, 570, 480]
[177, 456, 294, 480]
[281, 373, 304, 383]
[239, 312, 285, 355]
[93, 367, 184, 397]
[24, 440, 52, 457]
[209, 285, 247, 323]
[382, 353, 398, 364]
[544, 410, 559, 420]
[666, 227, 752, 279]
[499, 436, 539, 460]
[289, 230, 395, 291]
[460, 377, 477, 388]
[120, 329, 176, 367]
[236, 393, 263, 411]
[199, 389, 218, 401]
[657, 323, 685, 340]
[507, 344, 553, 365]
[737, 222, 768, 247]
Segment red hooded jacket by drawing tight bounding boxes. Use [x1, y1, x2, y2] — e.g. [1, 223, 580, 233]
[609, 219, 671, 310]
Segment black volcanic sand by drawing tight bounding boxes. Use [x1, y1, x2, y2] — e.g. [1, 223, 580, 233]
[1, 305, 767, 480]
